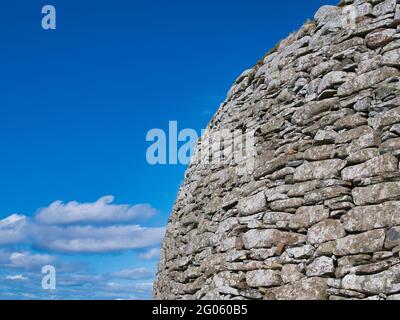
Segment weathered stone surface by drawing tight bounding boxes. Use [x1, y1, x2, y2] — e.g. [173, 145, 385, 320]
[341, 154, 398, 181]
[382, 48, 400, 67]
[342, 264, 400, 295]
[338, 67, 399, 97]
[242, 229, 306, 249]
[369, 107, 400, 130]
[286, 245, 315, 259]
[353, 182, 400, 206]
[334, 230, 386, 256]
[335, 126, 373, 144]
[289, 205, 329, 229]
[342, 202, 400, 232]
[304, 145, 335, 161]
[306, 256, 335, 277]
[372, 0, 397, 17]
[307, 219, 346, 245]
[347, 148, 379, 164]
[155, 1, 400, 300]
[293, 159, 346, 182]
[246, 269, 282, 288]
[292, 98, 339, 126]
[366, 29, 396, 49]
[281, 264, 304, 284]
[265, 278, 327, 300]
[237, 191, 266, 216]
[318, 71, 350, 93]
[314, 6, 340, 27]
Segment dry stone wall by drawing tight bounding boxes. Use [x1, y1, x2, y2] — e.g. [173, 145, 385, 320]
[154, 0, 400, 300]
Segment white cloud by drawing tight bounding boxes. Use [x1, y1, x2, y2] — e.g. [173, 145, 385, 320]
[0, 196, 165, 254]
[7, 251, 56, 269]
[139, 247, 160, 260]
[35, 196, 157, 225]
[109, 267, 154, 280]
[0, 214, 29, 245]
[6, 274, 28, 281]
[31, 224, 165, 253]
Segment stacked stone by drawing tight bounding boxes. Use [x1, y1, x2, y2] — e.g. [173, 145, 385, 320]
[154, 0, 400, 300]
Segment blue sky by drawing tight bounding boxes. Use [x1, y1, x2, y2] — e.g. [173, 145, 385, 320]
[0, 0, 335, 299]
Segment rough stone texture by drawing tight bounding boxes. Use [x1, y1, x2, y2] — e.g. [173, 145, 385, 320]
[154, 1, 400, 300]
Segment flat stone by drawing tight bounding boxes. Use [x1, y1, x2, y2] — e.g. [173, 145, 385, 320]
[337, 254, 371, 267]
[261, 117, 285, 135]
[292, 98, 338, 126]
[289, 205, 329, 229]
[318, 71, 350, 93]
[342, 264, 400, 295]
[341, 154, 398, 181]
[333, 113, 368, 130]
[352, 182, 400, 206]
[342, 201, 400, 232]
[242, 229, 306, 249]
[288, 180, 321, 197]
[293, 159, 346, 182]
[237, 191, 266, 216]
[314, 6, 340, 27]
[369, 106, 400, 130]
[304, 185, 351, 204]
[382, 48, 400, 68]
[246, 269, 282, 288]
[269, 198, 304, 211]
[307, 219, 346, 245]
[338, 67, 399, 97]
[280, 264, 304, 284]
[372, 0, 397, 17]
[366, 28, 396, 49]
[306, 256, 335, 277]
[304, 145, 335, 161]
[347, 148, 380, 164]
[265, 277, 327, 300]
[335, 125, 373, 144]
[333, 229, 386, 256]
[263, 212, 293, 225]
[381, 137, 400, 153]
[286, 245, 315, 259]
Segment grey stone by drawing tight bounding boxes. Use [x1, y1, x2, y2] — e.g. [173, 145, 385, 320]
[334, 229, 386, 256]
[265, 277, 327, 300]
[293, 159, 346, 182]
[289, 205, 329, 229]
[237, 191, 266, 216]
[338, 67, 399, 97]
[246, 269, 282, 288]
[353, 182, 400, 206]
[342, 201, 400, 232]
[342, 264, 400, 295]
[341, 154, 398, 181]
[306, 256, 335, 277]
[307, 219, 346, 245]
[280, 264, 304, 284]
[242, 229, 306, 249]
